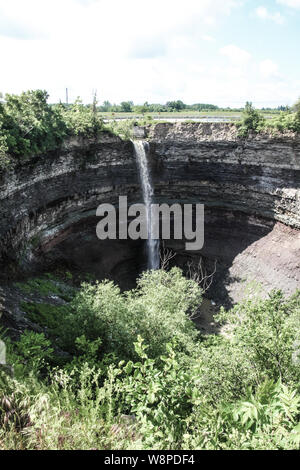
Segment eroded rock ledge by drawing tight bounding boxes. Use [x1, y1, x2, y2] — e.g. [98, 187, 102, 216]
[0, 123, 299, 305]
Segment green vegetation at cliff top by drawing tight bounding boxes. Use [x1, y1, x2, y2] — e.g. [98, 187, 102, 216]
[0, 90, 104, 170]
[1, 90, 299, 170]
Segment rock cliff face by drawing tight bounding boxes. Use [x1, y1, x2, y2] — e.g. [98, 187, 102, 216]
[0, 123, 299, 304]
[0, 132, 143, 289]
[148, 123, 300, 303]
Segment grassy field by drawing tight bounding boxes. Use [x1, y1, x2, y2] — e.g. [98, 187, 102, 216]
[99, 110, 279, 121]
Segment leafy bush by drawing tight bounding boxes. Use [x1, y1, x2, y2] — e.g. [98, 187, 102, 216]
[0, 90, 68, 158]
[237, 100, 300, 136]
[217, 290, 300, 388]
[237, 102, 266, 137]
[62, 268, 202, 360]
[15, 276, 75, 300]
[62, 98, 103, 137]
[0, 135, 10, 169]
[105, 119, 137, 139]
[0, 90, 105, 170]
[21, 302, 72, 337]
[6, 331, 54, 376]
[185, 379, 300, 450]
[267, 111, 300, 133]
[1, 271, 299, 450]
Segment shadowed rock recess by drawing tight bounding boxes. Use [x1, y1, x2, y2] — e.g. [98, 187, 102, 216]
[0, 123, 299, 305]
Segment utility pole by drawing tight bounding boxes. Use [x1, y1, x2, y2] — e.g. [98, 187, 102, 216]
[66, 88, 69, 105]
[92, 89, 97, 116]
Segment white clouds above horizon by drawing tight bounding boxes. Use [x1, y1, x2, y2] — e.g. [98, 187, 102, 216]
[255, 6, 284, 23]
[220, 45, 251, 65]
[276, 0, 300, 9]
[0, 0, 298, 107]
[259, 59, 279, 78]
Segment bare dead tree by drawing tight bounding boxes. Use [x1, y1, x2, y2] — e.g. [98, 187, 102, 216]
[185, 257, 218, 321]
[186, 257, 217, 294]
[160, 243, 177, 271]
[160, 243, 217, 294]
[159, 245, 218, 322]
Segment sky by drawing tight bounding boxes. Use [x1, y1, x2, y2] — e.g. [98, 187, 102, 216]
[0, 0, 299, 107]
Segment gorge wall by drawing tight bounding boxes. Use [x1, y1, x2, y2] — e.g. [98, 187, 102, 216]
[0, 123, 299, 305]
[148, 123, 300, 304]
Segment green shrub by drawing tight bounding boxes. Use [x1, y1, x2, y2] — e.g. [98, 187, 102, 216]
[193, 336, 259, 404]
[184, 379, 300, 450]
[21, 302, 72, 335]
[237, 102, 266, 137]
[0, 90, 68, 158]
[0, 134, 10, 169]
[217, 290, 300, 388]
[62, 98, 103, 137]
[237, 100, 300, 136]
[0, 90, 105, 168]
[15, 276, 75, 301]
[267, 111, 300, 133]
[6, 331, 54, 376]
[105, 119, 136, 139]
[64, 268, 201, 360]
[105, 336, 199, 449]
[1, 271, 299, 450]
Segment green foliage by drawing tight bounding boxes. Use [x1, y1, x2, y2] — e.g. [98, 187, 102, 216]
[217, 290, 300, 387]
[185, 379, 300, 450]
[120, 101, 133, 113]
[293, 97, 300, 116]
[166, 100, 185, 112]
[15, 276, 75, 301]
[238, 98, 300, 136]
[21, 302, 72, 335]
[238, 102, 266, 137]
[193, 336, 258, 404]
[267, 110, 300, 133]
[106, 337, 199, 448]
[62, 268, 201, 360]
[0, 90, 68, 159]
[6, 331, 53, 376]
[0, 270, 299, 450]
[62, 97, 103, 137]
[0, 90, 104, 170]
[0, 134, 10, 169]
[106, 119, 136, 139]
[100, 100, 220, 114]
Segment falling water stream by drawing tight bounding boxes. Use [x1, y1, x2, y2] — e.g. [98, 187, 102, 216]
[133, 140, 160, 270]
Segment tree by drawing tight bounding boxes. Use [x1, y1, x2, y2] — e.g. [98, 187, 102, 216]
[166, 100, 186, 112]
[92, 90, 98, 117]
[133, 102, 149, 114]
[238, 102, 266, 137]
[120, 101, 133, 113]
[0, 90, 67, 156]
[293, 97, 300, 118]
[101, 101, 112, 112]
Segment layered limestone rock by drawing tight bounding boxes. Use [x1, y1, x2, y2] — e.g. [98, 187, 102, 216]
[148, 123, 300, 303]
[0, 123, 299, 306]
[0, 133, 140, 285]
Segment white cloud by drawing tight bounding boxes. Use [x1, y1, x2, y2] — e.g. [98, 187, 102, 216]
[276, 0, 300, 9]
[202, 35, 216, 42]
[220, 44, 251, 65]
[0, 0, 243, 104]
[0, 0, 298, 107]
[259, 59, 279, 78]
[255, 6, 284, 23]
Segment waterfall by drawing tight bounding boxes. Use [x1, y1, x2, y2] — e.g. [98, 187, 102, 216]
[133, 140, 160, 270]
